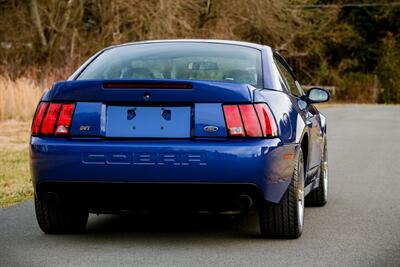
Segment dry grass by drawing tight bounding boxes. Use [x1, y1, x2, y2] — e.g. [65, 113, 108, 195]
[0, 76, 47, 121]
[0, 120, 32, 207]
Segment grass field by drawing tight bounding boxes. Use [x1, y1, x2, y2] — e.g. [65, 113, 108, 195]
[0, 121, 32, 207]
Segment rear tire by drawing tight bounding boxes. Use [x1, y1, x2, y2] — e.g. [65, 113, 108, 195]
[34, 194, 88, 234]
[258, 149, 305, 239]
[306, 139, 328, 207]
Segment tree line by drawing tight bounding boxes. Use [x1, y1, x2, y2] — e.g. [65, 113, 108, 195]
[0, 0, 399, 103]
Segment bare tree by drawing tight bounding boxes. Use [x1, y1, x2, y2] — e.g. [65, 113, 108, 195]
[29, 0, 47, 49]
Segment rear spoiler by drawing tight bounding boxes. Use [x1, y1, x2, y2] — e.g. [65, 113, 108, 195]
[47, 79, 255, 103]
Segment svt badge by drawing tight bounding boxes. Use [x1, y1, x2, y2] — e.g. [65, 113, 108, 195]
[80, 125, 91, 131]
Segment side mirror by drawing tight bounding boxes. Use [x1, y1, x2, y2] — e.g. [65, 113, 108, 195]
[304, 87, 330, 103]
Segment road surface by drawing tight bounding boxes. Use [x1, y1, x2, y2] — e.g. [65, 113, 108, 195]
[1, 105, 400, 266]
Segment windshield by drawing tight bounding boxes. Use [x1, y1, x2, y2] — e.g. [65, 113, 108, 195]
[77, 42, 263, 87]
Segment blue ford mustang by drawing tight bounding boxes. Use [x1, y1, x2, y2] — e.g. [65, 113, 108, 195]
[30, 40, 329, 238]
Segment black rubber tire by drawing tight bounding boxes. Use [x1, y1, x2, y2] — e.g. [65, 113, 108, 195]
[305, 139, 328, 207]
[34, 195, 89, 234]
[258, 149, 305, 239]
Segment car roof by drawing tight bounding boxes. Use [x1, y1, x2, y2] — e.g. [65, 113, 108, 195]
[104, 39, 269, 51]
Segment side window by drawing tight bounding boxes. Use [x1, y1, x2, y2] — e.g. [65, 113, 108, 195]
[274, 57, 302, 97]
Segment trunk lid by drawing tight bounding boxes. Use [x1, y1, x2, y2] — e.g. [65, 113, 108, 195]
[49, 79, 254, 103]
[50, 79, 254, 138]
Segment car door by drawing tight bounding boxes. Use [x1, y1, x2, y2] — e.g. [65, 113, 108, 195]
[273, 55, 322, 181]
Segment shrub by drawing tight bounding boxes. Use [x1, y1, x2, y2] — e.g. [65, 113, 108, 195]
[377, 35, 400, 104]
[336, 73, 378, 103]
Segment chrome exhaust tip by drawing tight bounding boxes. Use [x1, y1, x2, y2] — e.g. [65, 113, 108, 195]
[238, 194, 254, 209]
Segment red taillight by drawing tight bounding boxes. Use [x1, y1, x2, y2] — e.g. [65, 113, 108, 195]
[31, 102, 75, 136]
[223, 105, 245, 137]
[254, 103, 278, 137]
[40, 103, 61, 134]
[223, 103, 277, 138]
[31, 102, 48, 134]
[238, 105, 262, 137]
[55, 104, 75, 135]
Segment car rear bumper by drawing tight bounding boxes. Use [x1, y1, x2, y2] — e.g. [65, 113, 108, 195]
[30, 137, 298, 205]
[36, 181, 264, 212]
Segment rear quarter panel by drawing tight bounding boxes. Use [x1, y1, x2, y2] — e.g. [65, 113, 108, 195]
[253, 89, 306, 145]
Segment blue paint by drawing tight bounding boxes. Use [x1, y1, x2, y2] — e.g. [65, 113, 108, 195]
[49, 79, 253, 103]
[31, 137, 297, 203]
[194, 103, 227, 137]
[30, 40, 328, 205]
[70, 102, 102, 136]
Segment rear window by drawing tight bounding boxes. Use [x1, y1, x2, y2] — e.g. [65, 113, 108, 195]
[77, 42, 263, 87]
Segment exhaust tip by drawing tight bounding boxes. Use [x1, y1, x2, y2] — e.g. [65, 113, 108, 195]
[238, 194, 254, 209]
[44, 192, 59, 204]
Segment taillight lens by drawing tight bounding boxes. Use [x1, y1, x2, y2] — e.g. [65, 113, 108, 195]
[223, 105, 245, 137]
[238, 105, 262, 137]
[31, 102, 75, 136]
[31, 102, 48, 134]
[254, 103, 278, 137]
[55, 104, 75, 135]
[223, 103, 278, 138]
[41, 103, 61, 134]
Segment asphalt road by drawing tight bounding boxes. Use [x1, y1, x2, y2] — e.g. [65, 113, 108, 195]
[1, 105, 400, 267]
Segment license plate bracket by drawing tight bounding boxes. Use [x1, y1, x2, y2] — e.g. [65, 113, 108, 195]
[106, 106, 191, 138]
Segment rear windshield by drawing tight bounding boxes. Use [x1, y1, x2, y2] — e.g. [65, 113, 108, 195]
[77, 42, 263, 87]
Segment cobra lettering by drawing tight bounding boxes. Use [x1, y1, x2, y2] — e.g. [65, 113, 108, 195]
[82, 152, 207, 166]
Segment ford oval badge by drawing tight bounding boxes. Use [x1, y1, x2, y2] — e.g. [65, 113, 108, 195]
[203, 125, 219, 133]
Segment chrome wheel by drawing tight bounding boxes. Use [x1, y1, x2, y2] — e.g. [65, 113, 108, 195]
[322, 161, 328, 201]
[322, 142, 328, 201]
[298, 180, 305, 230]
[297, 155, 305, 231]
